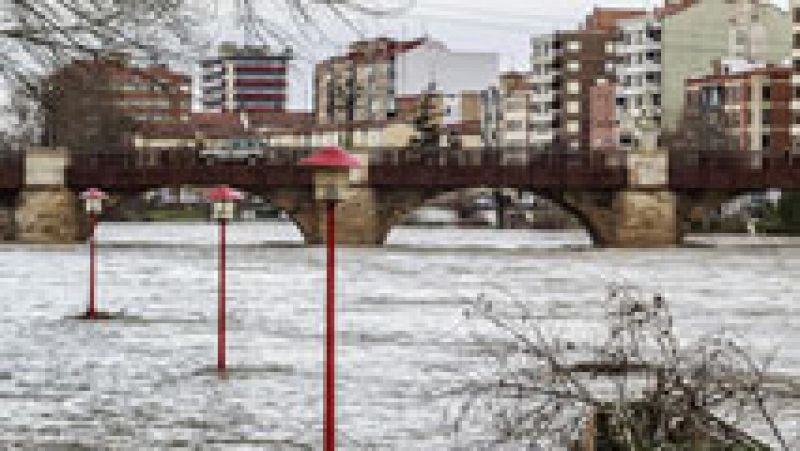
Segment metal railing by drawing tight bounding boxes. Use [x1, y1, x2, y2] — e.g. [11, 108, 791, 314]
[368, 148, 628, 190]
[669, 150, 800, 191]
[0, 150, 23, 190]
[67, 147, 314, 191]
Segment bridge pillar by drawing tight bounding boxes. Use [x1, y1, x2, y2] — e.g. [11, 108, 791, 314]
[0, 195, 16, 241]
[601, 133, 680, 247]
[15, 147, 85, 243]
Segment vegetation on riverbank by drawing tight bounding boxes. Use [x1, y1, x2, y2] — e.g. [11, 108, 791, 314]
[758, 192, 800, 235]
[449, 286, 792, 449]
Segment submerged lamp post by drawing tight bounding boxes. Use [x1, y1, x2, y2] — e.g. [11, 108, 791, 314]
[80, 188, 107, 320]
[208, 185, 243, 373]
[299, 146, 360, 451]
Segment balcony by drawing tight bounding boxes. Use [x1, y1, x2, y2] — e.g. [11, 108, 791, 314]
[529, 110, 555, 122]
[530, 73, 556, 84]
[530, 92, 555, 103]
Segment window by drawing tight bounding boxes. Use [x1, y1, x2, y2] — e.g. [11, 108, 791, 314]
[605, 42, 614, 54]
[653, 94, 661, 107]
[567, 81, 580, 94]
[567, 60, 580, 72]
[794, 7, 800, 23]
[567, 41, 581, 52]
[567, 101, 580, 114]
[762, 134, 771, 149]
[566, 121, 580, 133]
[645, 72, 661, 84]
[763, 86, 771, 101]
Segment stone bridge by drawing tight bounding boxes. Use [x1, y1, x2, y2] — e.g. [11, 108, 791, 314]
[1, 140, 800, 248]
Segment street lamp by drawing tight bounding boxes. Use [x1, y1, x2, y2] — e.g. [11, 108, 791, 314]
[299, 146, 360, 451]
[208, 185, 243, 373]
[79, 187, 107, 320]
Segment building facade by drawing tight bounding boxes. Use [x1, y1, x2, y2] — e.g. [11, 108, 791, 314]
[314, 38, 499, 128]
[201, 43, 292, 113]
[792, 0, 800, 150]
[43, 52, 191, 149]
[529, 27, 619, 151]
[683, 61, 792, 155]
[660, 0, 790, 131]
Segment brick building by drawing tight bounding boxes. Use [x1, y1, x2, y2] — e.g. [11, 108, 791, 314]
[684, 61, 792, 154]
[792, 0, 800, 150]
[530, 27, 619, 151]
[42, 52, 191, 149]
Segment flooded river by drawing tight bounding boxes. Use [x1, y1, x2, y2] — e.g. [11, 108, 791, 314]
[0, 223, 798, 448]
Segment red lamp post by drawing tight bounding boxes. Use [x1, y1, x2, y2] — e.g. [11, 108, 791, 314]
[208, 185, 243, 373]
[79, 188, 108, 320]
[300, 146, 360, 451]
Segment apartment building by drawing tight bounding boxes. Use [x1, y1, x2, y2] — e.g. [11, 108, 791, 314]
[201, 43, 293, 113]
[660, 0, 790, 132]
[314, 37, 499, 127]
[495, 72, 531, 147]
[530, 27, 619, 152]
[42, 52, 191, 148]
[683, 60, 792, 154]
[609, 0, 789, 147]
[792, 0, 800, 150]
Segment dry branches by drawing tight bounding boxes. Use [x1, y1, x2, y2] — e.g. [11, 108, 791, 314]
[446, 285, 792, 449]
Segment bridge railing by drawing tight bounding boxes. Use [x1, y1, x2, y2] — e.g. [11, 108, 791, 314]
[368, 148, 628, 189]
[0, 150, 23, 190]
[669, 150, 800, 190]
[67, 147, 314, 191]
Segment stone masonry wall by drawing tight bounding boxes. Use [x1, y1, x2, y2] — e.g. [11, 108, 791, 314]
[16, 189, 84, 243]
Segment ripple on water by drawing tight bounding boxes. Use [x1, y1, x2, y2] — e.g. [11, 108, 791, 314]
[1, 224, 799, 448]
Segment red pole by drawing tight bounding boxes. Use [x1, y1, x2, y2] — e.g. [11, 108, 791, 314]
[218, 218, 226, 373]
[324, 200, 336, 451]
[89, 212, 96, 320]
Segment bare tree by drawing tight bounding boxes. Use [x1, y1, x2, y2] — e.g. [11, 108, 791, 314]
[1, 0, 414, 91]
[1, 0, 415, 147]
[445, 285, 793, 449]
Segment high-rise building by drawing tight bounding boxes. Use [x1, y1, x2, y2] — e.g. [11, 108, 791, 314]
[201, 43, 292, 113]
[791, 0, 800, 151]
[529, 27, 619, 151]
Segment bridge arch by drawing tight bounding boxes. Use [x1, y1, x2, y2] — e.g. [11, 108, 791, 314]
[88, 186, 320, 244]
[371, 187, 619, 247]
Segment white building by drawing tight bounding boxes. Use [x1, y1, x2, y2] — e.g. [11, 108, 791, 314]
[614, 14, 662, 149]
[394, 40, 500, 97]
[792, 0, 800, 151]
[529, 35, 559, 149]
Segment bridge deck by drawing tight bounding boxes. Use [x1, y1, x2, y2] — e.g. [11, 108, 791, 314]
[368, 148, 627, 189]
[669, 152, 800, 191]
[1, 147, 800, 192]
[0, 152, 22, 191]
[66, 149, 313, 191]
